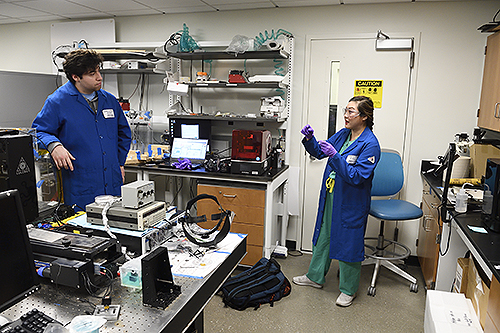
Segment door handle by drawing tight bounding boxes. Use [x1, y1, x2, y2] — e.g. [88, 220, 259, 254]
[495, 102, 500, 118]
[422, 215, 433, 232]
[222, 194, 237, 198]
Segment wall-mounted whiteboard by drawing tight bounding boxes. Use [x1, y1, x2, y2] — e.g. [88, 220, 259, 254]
[50, 19, 116, 73]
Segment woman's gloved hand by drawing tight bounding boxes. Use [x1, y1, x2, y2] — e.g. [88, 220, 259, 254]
[301, 124, 314, 140]
[318, 140, 337, 157]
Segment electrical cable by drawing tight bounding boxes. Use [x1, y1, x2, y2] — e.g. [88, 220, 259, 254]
[98, 196, 121, 240]
[163, 31, 182, 53]
[127, 74, 143, 100]
[167, 178, 184, 207]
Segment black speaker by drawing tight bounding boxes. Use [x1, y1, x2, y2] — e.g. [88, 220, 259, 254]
[0, 134, 38, 222]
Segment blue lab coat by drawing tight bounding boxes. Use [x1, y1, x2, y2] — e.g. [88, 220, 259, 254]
[303, 127, 380, 262]
[32, 81, 131, 210]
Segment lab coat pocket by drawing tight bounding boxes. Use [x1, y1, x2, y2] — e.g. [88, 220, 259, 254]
[105, 118, 119, 139]
[340, 203, 366, 229]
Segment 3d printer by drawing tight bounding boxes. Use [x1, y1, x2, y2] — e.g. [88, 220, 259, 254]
[231, 130, 272, 175]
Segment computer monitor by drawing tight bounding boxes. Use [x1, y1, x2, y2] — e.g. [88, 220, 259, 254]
[169, 118, 211, 145]
[0, 189, 40, 313]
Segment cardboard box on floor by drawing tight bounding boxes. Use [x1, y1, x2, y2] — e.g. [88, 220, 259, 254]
[424, 290, 482, 333]
[465, 257, 491, 330]
[470, 144, 500, 178]
[454, 257, 469, 294]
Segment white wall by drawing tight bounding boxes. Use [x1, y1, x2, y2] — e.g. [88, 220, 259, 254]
[0, 0, 497, 253]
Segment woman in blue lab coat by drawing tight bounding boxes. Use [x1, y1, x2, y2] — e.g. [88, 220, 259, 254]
[293, 96, 380, 307]
[32, 49, 131, 210]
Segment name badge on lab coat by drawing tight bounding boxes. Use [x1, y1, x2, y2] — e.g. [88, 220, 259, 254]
[346, 155, 358, 164]
[102, 109, 115, 119]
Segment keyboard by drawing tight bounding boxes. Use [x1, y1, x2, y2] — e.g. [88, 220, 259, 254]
[0, 308, 61, 333]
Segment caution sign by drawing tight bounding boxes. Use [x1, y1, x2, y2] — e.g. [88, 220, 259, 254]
[354, 80, 383, 108]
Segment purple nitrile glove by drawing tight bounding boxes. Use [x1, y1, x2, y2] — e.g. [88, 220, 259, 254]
[179, 159, 192, 170]
[301, 124, 314, 140]
[318, 140, 337, 157]
[173, 158, 192, 170]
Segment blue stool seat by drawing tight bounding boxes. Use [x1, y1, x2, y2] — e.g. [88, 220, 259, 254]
[370, 200, 423, 221]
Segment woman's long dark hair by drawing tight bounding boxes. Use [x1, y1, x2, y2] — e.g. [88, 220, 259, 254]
[349, 95, 374, 131]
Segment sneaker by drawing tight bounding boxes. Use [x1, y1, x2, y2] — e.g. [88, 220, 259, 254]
[336, 292, 357, 307]
[292, 274, 323, 289]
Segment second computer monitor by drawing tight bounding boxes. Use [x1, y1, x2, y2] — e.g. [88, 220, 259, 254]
[169, 118, 211, 145]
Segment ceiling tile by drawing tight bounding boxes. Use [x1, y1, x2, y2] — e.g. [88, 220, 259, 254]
[273, 0, 342, 6]
[63, 12, 112, 19]
[66, 0, 148, 12]
[105, 8, 163, 16]
[205, 1, 275, 11]
[0, 2, 47, 17]
[133, 0, 204, 8]
[20, 14, 65, 22]
[16, 0, 96, 16]
[155, 6, 213, 14]
[0, 0, 470, 25]
[342, 0, 410, 3]
[0, 17, 26, 23]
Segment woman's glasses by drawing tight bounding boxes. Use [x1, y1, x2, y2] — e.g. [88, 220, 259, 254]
[342, 107, 360, 118]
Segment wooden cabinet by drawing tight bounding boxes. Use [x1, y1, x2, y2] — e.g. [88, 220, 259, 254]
[485, 276, 500, 333]
[417, 180, 442, 289]
[196, 183, 265, 266]
[478, 31, 500, 131]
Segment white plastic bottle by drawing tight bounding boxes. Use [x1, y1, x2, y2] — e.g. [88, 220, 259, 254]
[483, 189, 493, 215]
[455, 188, 468, 213]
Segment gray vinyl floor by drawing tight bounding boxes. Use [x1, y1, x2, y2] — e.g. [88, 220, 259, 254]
[204, 252, 426, 333]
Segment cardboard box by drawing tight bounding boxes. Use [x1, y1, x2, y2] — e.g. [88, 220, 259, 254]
[470, 144, 500, 178]
[125, 150, 149, 165]
[465, 257, 491, 329]
[424, 290, 483, 333]
[454, 257, 470, 294]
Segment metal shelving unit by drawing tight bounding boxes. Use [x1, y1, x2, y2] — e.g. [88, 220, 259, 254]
[167, 35, 294, 165]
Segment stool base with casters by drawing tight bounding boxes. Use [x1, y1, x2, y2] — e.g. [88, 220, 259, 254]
[363, 220, 419, 296]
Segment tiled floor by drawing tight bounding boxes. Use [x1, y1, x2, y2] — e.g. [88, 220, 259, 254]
[204, 252, 426, 332]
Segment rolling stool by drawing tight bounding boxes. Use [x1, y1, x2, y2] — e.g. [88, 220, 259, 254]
[363, 149, 423, 296]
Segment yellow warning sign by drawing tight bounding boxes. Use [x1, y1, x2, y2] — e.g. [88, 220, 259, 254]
[354, 80, 383, 108]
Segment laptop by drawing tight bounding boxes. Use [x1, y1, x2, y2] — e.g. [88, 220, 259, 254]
[166, 137, 208, 169]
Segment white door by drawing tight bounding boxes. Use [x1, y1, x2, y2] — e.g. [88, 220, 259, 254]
[301, 35, 415, 251]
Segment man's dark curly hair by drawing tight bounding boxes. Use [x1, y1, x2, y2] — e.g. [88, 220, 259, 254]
[63, 49, 103, 84]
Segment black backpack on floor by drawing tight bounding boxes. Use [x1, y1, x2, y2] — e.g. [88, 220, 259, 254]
[220, 257, 291, 310]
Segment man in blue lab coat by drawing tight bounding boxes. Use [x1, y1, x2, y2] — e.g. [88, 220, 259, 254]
[33, 49, 131, 210]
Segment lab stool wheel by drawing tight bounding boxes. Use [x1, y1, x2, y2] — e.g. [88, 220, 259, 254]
[363, 233, 418, 297]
